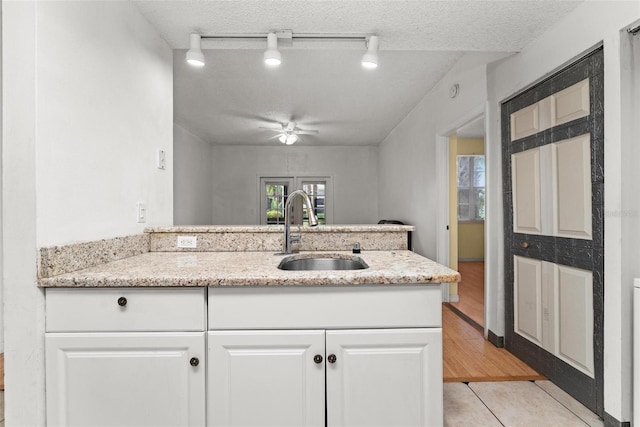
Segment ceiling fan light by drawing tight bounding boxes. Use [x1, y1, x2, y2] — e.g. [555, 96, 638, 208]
[186, 33, 205, 67]
[361, 35, 379, 69]
[279, 133, 298, 145]
[264, 32, 281, 66]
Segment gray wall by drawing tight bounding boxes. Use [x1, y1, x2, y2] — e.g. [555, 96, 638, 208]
[209, 145, 380, 225]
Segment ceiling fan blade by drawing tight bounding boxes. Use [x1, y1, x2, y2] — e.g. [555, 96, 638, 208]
[259, 126, 284, 132]
[296, 130, 319, 135]
[268, 134, 284, 140]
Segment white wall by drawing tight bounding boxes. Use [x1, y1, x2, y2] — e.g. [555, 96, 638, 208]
[0, 0, 4, 355]
[210, 145, 379, 224]
[486, 2, 640, 422]
[2, 2, 173, 425]
[378, 52, 503, 259]
[36, 1, 173, 246]
[174, 123, 213, 225]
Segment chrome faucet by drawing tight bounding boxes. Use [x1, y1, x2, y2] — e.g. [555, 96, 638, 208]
[282, 190, 319, 254]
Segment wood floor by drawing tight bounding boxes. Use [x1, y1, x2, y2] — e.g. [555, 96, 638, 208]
[449, 261, 485, 327]
[443, 304, 545, 382]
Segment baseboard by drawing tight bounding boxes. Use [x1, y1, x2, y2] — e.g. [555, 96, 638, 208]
[440, 283, 450, 303]
[449, 294, 459, 302]
[458, 258, 485, 262]
[603, 412, 630, 427]
[488, 330, 504, 348]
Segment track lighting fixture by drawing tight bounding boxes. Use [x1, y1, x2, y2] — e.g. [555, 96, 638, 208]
[264, 32, 282, 66]
[361, 35, 379, 69]
[186, 33, 205, 67]
[185, 31, 380, 70]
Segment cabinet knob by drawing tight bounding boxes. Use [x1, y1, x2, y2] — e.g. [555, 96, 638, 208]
[190, 357, 200, 367]
[313, 354, 323, 364]
[521, 241, 530, 249]
[117, 297, 127, 307]
[327, 354, 337, 364]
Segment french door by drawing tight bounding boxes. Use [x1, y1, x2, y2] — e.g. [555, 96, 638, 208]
[502, 47, 604, 415]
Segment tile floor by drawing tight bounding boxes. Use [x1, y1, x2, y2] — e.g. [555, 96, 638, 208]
[445, 380, 603, 426]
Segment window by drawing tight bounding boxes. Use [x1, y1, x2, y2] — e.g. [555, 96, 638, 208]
[301, 181, 326, 225]
[260, 176, 332, 225]
[457, 155, 485, 221]
[261, 178, 294, 225]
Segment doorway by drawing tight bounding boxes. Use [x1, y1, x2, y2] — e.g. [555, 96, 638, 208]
[447, 117, 486, 330]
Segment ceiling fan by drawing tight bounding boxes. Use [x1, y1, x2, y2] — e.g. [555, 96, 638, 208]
[259, 121, 319, 145]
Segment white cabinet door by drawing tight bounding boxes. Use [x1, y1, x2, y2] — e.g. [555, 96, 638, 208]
[208, 330, 325, 427]
[326, 328, 442, 427]
[45, 332, 205, 427]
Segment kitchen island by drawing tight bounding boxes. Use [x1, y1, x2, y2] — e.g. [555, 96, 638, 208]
[39, 225, 459, 427]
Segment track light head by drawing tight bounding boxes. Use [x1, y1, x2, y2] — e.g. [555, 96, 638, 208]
[264, 32, 282, 66]
[362, 35, 379, 69]
[186, 33, 205, 67]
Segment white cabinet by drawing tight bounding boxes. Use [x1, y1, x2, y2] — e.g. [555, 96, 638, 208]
[208, 330, 326, 427]
[326, 329, 442, 427]
[45, 288, 206, 427]
[46, 332, 205, 427]
[208, 328, 441, 427]
[207, 286, 443, 427]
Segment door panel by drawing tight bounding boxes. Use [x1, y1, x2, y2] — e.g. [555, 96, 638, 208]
[551, 78, 590, 126]
[326, 328, 442, 427]
[553, 134, 592, 239]
[512, 148, 542, 234]
[207, 330, 325, 427]
[46, 332, 205, 427]
[514, 256, 543, 345]
[556, 265, 594, 377]
[510, 103, 540, 140]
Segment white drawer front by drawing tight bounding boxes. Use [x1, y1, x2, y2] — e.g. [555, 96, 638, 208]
[209, 285, 442, 330]
[46, 288, 205, 332]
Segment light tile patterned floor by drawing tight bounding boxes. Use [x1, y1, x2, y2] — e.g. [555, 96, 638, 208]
[445, 381, 603, 427]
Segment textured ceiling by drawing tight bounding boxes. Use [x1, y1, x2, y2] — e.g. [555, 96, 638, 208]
[134, 0, 584, 146]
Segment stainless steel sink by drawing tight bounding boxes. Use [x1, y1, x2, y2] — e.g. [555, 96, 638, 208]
[278, 255, 369, 271]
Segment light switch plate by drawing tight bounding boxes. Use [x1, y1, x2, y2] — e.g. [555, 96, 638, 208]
[136, 202, 146, 223]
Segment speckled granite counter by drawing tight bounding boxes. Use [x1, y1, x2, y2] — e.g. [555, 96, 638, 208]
[38, 250, 460, 288]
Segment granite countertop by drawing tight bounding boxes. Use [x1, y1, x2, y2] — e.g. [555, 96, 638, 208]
[145, 224, 416, 233]
[38, 250, 460, 288]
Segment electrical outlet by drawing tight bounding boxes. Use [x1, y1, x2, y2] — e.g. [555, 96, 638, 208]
[136, 202, 146, 223]
[157, 149, 166, 170]
[177, 235, 197, 248]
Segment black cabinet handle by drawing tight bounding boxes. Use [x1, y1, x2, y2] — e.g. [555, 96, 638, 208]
[313, 354, 323, 364]
[327, 354, 337, 364]
[117, 297, 127, 307]
[190, 357, 200, 367]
